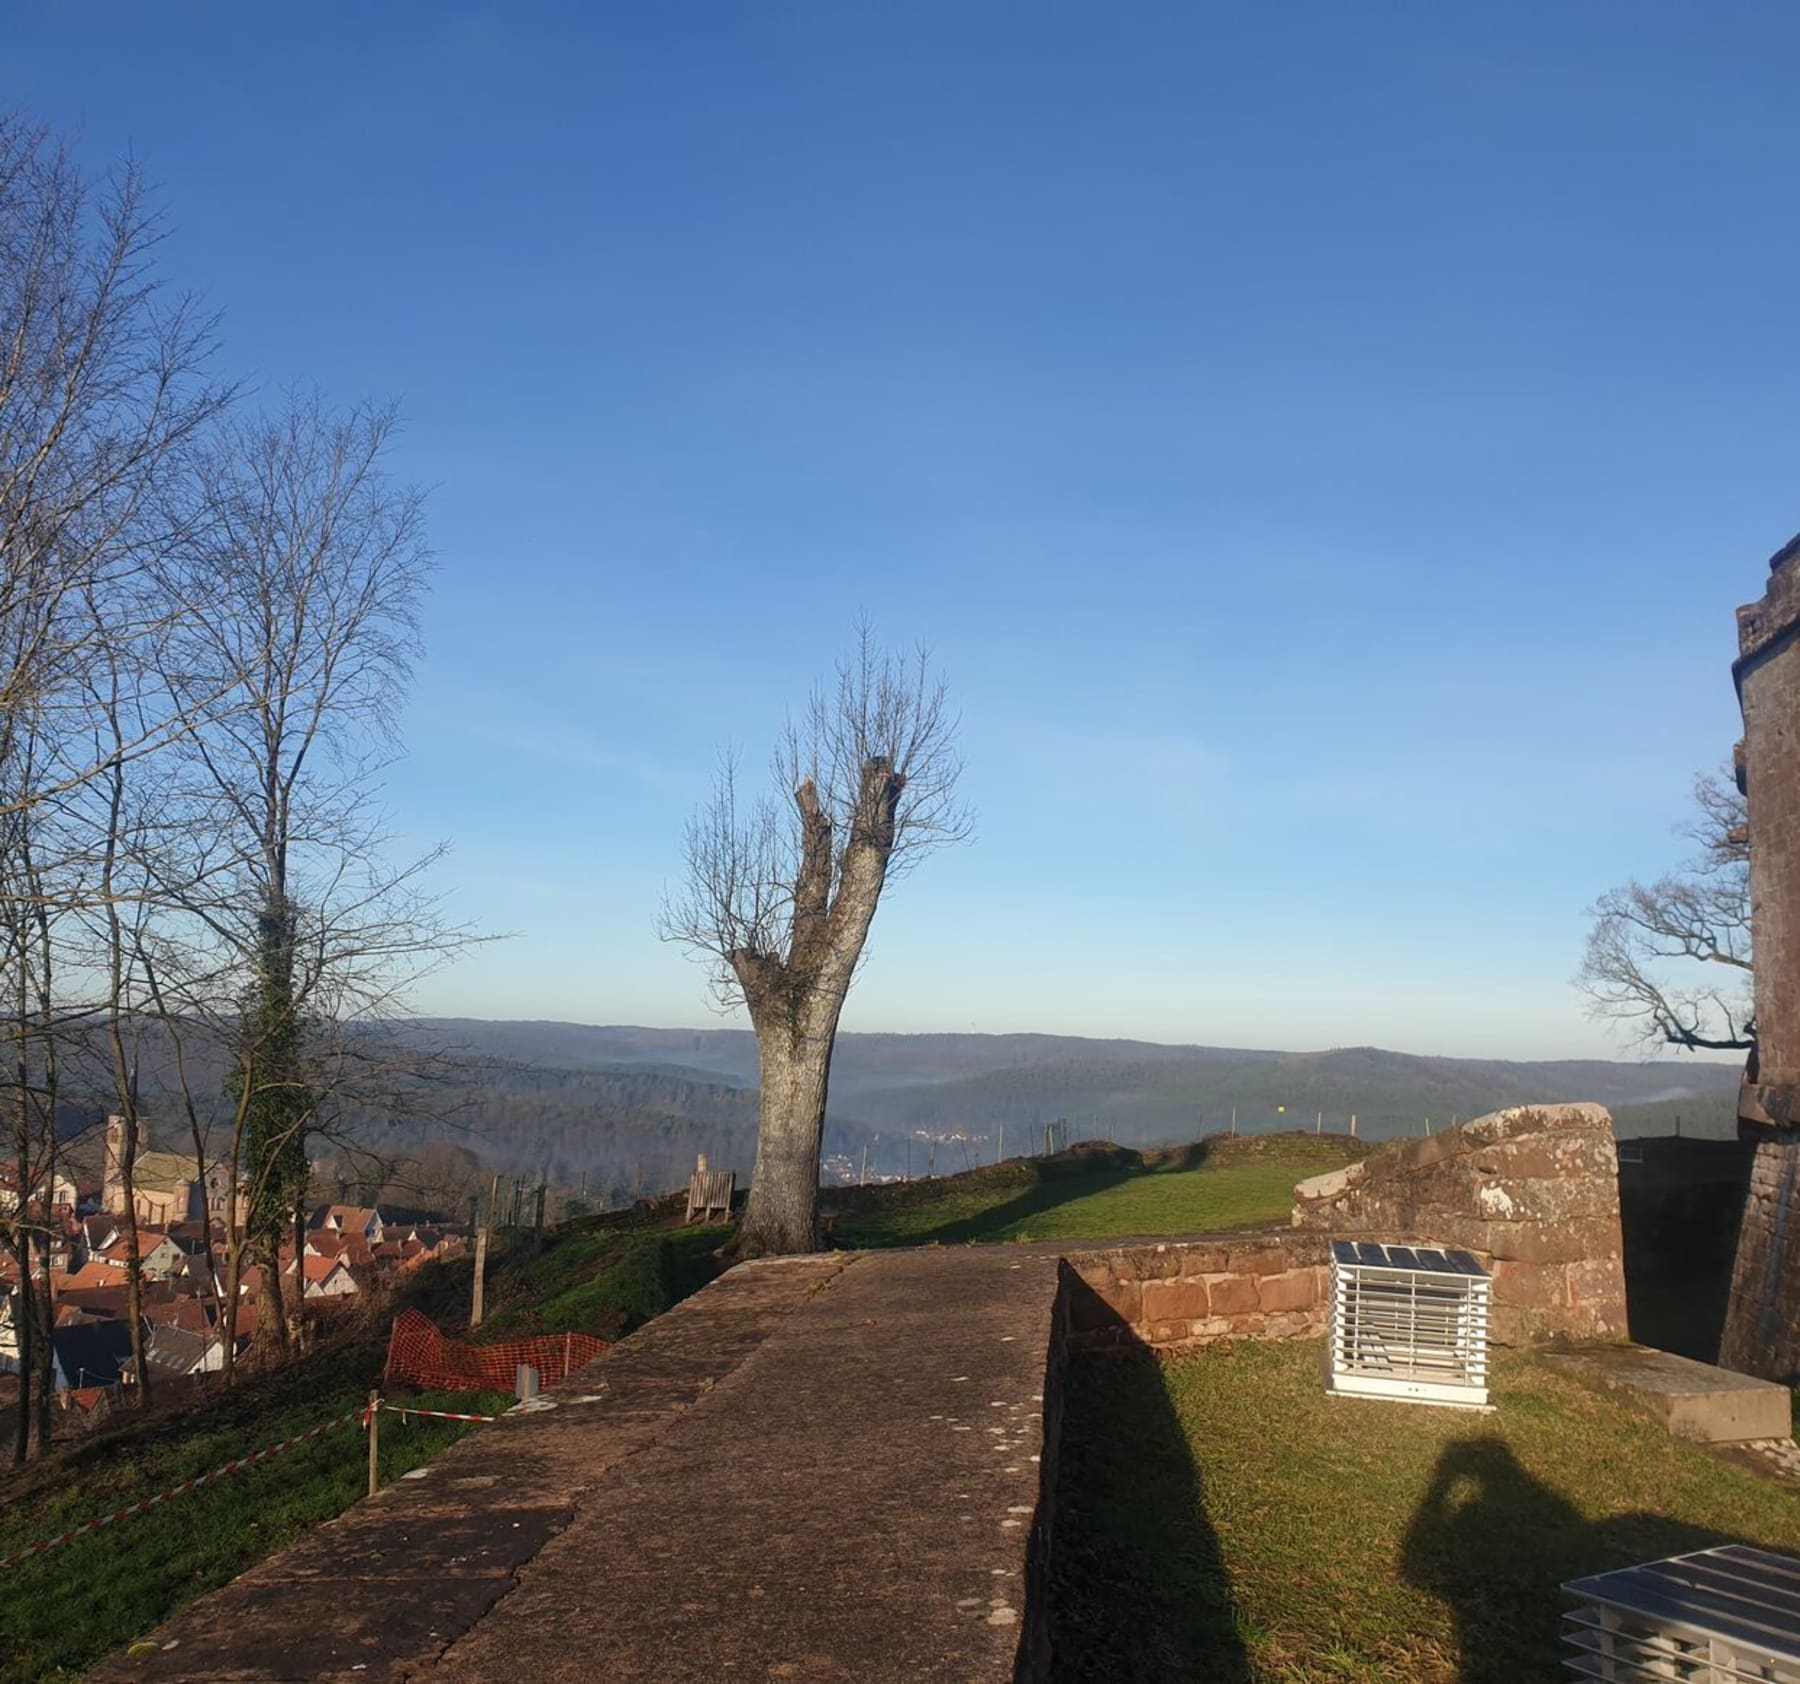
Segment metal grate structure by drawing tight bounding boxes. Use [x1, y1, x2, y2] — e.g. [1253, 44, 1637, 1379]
[1562, 1546, 1800, 1681]
[1327, 1240, 1491, 1409]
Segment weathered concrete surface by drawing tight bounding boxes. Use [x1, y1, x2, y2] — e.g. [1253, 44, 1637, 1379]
[1545, 1343, 1796, 1444]
[92, 1247, 1062, 1684]
[1292, 1104, 1628, 1345]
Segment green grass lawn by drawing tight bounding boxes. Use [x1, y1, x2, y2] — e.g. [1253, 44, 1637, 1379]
[829, 1134, 1362, 1247]
[0, 1216, 728, 1683]
[1052, 1341, 1800, 1683]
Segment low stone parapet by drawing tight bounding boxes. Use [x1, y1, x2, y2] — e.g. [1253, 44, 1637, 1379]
[1061, 1232, 1334, 1352]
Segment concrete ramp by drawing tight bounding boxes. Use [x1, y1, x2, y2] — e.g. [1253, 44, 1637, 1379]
[92, 1248, 1063, 1684]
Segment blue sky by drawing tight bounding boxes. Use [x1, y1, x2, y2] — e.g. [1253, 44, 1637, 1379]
[12, 4, 1796, 1058]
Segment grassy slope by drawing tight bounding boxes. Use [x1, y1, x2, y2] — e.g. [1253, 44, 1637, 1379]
[1053, 1342, 1800, 1684]
[0, 1214, 726, 1684]
[829, 1133, 1363, 1247]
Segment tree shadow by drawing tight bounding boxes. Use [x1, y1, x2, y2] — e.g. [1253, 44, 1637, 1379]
[828, 1153, 1148, 1248]
[1048, 1340, 1250, 1681]
[922, 1166, 1144, 1244]
[1401, 1437, 1738, 1683]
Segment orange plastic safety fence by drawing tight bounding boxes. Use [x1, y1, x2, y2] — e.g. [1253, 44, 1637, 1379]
[383, 1308, 609, 1394]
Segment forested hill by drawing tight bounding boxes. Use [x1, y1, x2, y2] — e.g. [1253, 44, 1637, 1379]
[381, 1021, 1743, 1202]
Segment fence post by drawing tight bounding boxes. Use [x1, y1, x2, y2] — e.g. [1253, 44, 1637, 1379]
[563, 1330, 572, 1383]
[471, 1221, 489, 1329]
[367, 1391, 380, 1497]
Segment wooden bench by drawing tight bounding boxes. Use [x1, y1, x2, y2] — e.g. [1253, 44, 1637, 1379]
[1563, 1545, 1800, 1680]
[686, 1168, 735, 1225]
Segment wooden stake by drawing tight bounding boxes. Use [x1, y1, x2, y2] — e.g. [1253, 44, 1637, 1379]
[367, 1391, 380, 1497]
[471, 1222, 489, 1329]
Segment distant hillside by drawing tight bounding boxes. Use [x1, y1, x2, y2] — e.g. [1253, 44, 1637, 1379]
[390, 1021, 1743, 1192]
[78, 1016, 1742, 1210]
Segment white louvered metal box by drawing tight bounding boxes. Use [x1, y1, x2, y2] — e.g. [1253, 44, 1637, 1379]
[1562, 1546, 1800, 1681]
[1327, 1240, 1491, 1409]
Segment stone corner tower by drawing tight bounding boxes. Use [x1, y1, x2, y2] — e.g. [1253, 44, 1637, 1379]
[1721, 532, 1800, 1380]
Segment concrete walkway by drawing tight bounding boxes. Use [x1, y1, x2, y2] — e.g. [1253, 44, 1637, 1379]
[93, 1247, 1064, 1683]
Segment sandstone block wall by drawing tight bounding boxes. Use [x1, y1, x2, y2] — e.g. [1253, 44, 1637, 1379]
[1060, 1232, 1334, 1352]
[1736, 537, 1800, 1098]
[1719, 1134, 1800, 1384]
[1291, 1103, 1628, 1345]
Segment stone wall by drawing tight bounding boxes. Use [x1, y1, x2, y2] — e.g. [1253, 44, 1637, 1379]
[1719, 1135, 1800, 1384]
[1290, 1104, 1628, 1346]
[1723, 537, 1800, 1382]
[1735, 534, 1800, 1103]
[1060, 1232, 1334, 1352]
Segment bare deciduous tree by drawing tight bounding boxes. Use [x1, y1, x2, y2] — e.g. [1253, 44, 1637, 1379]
[1579, 769, 1753, 1054]
[664, 632, 969, 1255]
[146, 391, 476, 1373]
[0, 113, 224, 1453]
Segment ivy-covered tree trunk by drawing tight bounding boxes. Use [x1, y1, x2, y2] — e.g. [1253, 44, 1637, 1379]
[238, 892, 312, 1355]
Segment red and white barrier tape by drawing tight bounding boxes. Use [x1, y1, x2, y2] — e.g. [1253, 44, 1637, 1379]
[382, 1403, 498, 1424]
[0, 1408, 361, 1573]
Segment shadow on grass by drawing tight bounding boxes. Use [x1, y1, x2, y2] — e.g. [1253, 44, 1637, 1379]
[829, 1157, 1149, 1247]
[919, 1166, 1144, 1244]
[1401, 1438, 1735, 1684]
[1048, 1347, 1249, 1682]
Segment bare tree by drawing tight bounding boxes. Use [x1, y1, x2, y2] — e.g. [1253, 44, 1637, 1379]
[1579, 769, 1754, 1054]
[144, 391, 477, 1375]
[0, 114, 224, 1453]
[664, 632, 969, 1254]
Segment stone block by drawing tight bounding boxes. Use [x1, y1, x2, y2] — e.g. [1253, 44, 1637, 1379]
[1142, 1277, 1210, 1322]
[1067, 1278, 1138, 1332]
[1206, 1274, 1259, 1315]
[1178, 1246, 1229, 1277]
[1546, 1345, 1795, 1444]
[1234, 1245, 1295, 1276]
[1121, 1245, 1183, 1281]
[1256, 1268, 1320, 1314]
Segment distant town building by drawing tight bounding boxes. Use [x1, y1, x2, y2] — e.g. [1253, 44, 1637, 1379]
[101, 1115, 243, 1227]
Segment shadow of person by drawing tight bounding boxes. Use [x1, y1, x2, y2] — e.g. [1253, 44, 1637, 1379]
[1401, 1437, 1736, 1683]
[1047, 1344, 1250, 1682]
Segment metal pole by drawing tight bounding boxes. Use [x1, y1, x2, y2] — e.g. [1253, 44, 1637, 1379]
[997, 1123, 1004, 1164]
[367, 1391, 380, 1497]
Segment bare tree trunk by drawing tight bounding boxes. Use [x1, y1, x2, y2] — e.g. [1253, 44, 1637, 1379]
[739, 1027, 836, 1255]
[29, 1224, 52, 1452]
[114, 1115, 151, 1406]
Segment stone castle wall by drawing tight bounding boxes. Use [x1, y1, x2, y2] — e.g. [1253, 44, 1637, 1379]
[1721, 535, 1800, 1381]
[1290, 1103, 1628, 1345]
[1719, 1136, 1800, 1383]
[1736, 536, 1800, 1098]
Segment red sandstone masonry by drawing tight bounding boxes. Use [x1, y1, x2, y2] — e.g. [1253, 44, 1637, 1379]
[1061, 1233, 1335, 1352]
[1723, 538, 1800, 1384]
[1290, 1103, 1628, 1346]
